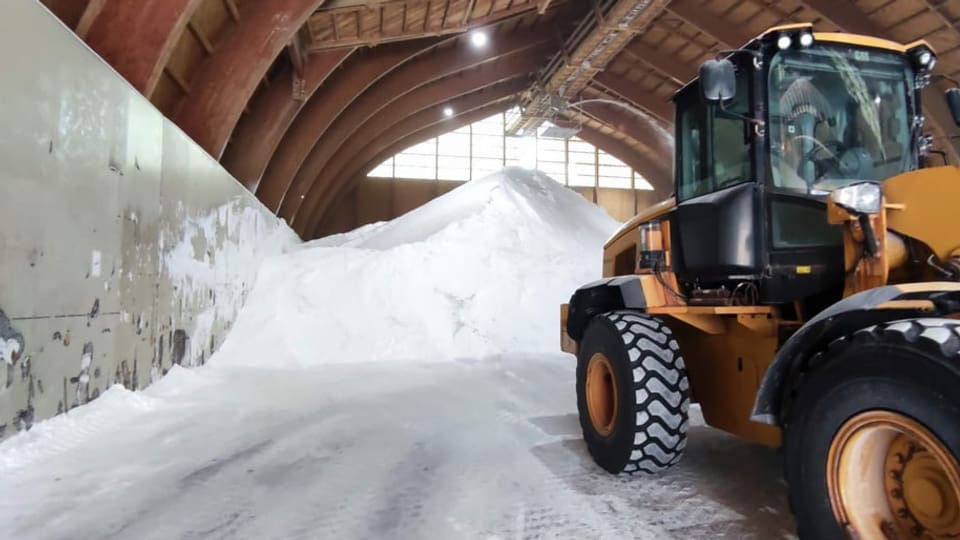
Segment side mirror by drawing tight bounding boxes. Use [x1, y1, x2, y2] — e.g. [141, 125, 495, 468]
[947, 88, 960, 127]
[699, 59, 736, 104]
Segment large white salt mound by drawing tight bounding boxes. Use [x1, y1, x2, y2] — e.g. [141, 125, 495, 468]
[214, 167, 620, 366]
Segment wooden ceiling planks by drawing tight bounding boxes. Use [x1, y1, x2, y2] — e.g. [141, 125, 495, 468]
[304, 0, 536, 50]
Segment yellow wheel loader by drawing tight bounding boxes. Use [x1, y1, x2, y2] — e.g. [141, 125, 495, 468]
[561, 23, 960, 539]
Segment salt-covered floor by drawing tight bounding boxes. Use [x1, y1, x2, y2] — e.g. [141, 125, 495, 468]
[1, 356, 794, 540]
[1, 169, 796, 538]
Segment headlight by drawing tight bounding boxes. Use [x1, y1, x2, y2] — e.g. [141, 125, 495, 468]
[830, 182, 882, 214]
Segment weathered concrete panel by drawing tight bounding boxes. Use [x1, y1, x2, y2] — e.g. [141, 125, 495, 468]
[0, 0, 298, 438]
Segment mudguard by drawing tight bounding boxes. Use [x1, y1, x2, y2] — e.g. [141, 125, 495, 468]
[565, 276, 646, 341]
[751, 282, 960, 425]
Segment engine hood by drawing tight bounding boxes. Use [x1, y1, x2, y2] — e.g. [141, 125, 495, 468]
[883, 166, 960, 261]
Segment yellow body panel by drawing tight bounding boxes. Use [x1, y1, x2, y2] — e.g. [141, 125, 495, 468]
[755, 22, 930, 54]
[665, 315, 782, 448]
[759, 23, 813, 37]
[813, 32, 927, 53]
[603, 197, 675, 250]
[884, 167, 960, 261]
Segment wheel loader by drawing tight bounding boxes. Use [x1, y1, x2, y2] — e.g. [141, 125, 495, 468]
[560, 23, 960, 539]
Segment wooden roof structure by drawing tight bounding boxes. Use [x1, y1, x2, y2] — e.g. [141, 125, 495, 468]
[41, 0, 960, 239]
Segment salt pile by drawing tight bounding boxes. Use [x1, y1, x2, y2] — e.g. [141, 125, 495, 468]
[214, 167, 620, 367]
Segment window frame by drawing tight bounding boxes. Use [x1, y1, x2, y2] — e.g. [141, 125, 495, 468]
[674, 57, 757, 202]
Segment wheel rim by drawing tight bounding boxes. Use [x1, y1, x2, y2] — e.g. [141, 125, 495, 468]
[827, 410, 960, 538]
[585, 353, 618, 436]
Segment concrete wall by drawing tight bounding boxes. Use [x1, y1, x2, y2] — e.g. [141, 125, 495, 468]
[316, 176, 663, 237]
[0, 1, 299, 438]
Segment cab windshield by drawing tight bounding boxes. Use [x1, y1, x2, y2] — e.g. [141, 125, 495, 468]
[768, 44, 917, 191]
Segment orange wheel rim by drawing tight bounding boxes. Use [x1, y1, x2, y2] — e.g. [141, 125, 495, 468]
[586, 353, 618, 436]
[827, 410, 960, 538]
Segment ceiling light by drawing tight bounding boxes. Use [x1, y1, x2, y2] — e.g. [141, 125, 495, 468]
[443, 107, 454, 117]
[470, 31, 488, 48]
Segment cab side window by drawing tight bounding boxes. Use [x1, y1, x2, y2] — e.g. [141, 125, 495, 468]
[713, 69, 751, 190]
[676, 63, 752, 201]
[678, 99, 709, 200]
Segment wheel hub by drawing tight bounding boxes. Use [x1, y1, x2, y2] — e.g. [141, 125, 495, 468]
[828, 411, 960, 538]
[585, 353, 618, 437]
[885, 435, 960, 536]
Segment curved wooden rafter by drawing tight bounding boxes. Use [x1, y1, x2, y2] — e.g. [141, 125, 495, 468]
[220, 48, 353, 191]
[296, 54, 549, 232]
[255, 38, 439, 211]
[277, 26, 556, 220]
[308, 99, 517, 238]
[572, 99, 672, 167]
[282, 37, 556, 223]
[300, 84, 527, 235]
[591, 72, 674, 127]
[79, 0, 202, 95]
[172, 0, 327, 159]
[574, 124, 672, 194]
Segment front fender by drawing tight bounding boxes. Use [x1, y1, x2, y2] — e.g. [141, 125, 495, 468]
[565, 276, 646, 341]
[752, 282, 960, 425]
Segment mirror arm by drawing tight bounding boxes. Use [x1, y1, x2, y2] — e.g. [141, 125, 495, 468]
[715, 105, 765, 128]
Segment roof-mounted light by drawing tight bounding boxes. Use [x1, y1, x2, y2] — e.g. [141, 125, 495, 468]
[777, 34, 792, 50]
[798, 31, 814, 48]
[909, 45, 937, 72]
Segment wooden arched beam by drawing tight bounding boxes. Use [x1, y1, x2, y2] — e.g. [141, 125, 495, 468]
[280, 36, 554, 221]
[255, 38, 438, 211]
[592, 72, 673, 127]
[575, 125, 672, 195]
[308, 100, 516, 238]
[574, 101, 672, 168]
[220, 48, 352, 191]
[299, 83, 526, 234]
[277, 30, 554, 220]
[79, 0, 201, 95]
[296, 50, 548, 229]
[172, 0, 325, 159]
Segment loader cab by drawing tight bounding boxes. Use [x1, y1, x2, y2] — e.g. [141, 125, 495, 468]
[669, 25, 933, 306]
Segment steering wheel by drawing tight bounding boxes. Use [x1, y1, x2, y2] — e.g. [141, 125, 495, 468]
[803, 139, 842, 163]
[801, 139, 843, 178]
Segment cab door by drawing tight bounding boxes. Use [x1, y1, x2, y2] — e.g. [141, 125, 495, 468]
[671, 61, 763, 286]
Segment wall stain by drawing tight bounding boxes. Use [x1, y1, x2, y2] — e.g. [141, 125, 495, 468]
[13, 373, 36, 431]
[13, 406, 34, 432]
[19, 354, 30, 380]
[70, 342, 93, 408]
[0, 309, 25, 366]
[172, 329, 188, 366]
[115, 358, 136, 389]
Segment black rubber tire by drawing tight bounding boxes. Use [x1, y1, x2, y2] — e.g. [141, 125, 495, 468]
[575, 310, 690, 474]
[784, 318, 960, 540]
